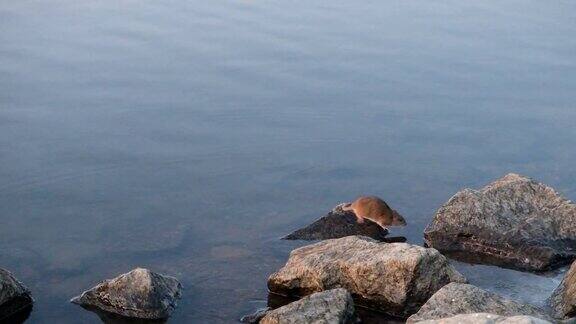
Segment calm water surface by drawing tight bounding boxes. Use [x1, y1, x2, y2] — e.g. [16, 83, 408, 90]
[1, 0, 576, 322]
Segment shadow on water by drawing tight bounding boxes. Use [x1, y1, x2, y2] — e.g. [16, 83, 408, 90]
[0, 304, 32, 324]
[79, 305, 167, 324]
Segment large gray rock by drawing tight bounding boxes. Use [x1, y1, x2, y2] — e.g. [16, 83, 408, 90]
[414, 313, 552, 324]
[0, 268, 33, 321]
[550, 261, 576, 319]
[260, 288, 356, 324]
[71, 268, 182, 320]
[406, 283, 552, 323]
[268, 236, 466, 318]
[283, 204, 390, 241]
[424, 173, 576, 272]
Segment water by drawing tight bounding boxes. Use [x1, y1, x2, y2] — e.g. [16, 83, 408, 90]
[1, 0, 575, 322]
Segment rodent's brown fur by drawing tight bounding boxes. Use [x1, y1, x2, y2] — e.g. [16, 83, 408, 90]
[342, 196, 406, 228]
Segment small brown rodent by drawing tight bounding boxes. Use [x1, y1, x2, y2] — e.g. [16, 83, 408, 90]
[342, 196, 406, 229]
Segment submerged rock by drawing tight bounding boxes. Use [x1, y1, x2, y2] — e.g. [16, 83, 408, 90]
[260, 288, 356, 324]
[550, 261, 576, 319]
[283, 204, 390, 241]
[424, 173, 576, 272]
[71, 268, 182, 320]
[268, 236, 466, 318]
[414, 313, 552, 324]
[406, 283, 552, 323]
[0, 268, 33, 321]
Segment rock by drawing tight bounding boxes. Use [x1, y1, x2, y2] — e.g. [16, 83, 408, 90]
[414, 313, 552, 324]
[0, 268, 33, 321]
[283, 204, 390, 241]
[71, 268, 182, 320]
[424, 173, 576, 272]
[550, 261, 576, 319]
[260, 288, 356, 324]
[241, 307, 271, 323]
[406, 283, 552, 323]
[268, 236, 466, 318]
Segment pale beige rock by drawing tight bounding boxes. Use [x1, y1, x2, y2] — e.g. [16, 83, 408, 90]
[407, 283, 552, 323]
[268, 236, 466, 318]
[261, 288, 356, 324]
[550, 261, 576, 319]
[425, 173, 576, 272]
[414, 313, 552, 324]
[71, 268, 181, 319]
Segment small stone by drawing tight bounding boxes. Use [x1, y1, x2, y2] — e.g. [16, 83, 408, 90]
[261, 289, 356, 324]
[71, 268, 182, 320]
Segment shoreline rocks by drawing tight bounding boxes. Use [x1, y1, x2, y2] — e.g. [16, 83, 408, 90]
[71, 268, 182, 320]
[260, 288, 356, 324]
[413, 313, 552, 324]
[424, 173, 576, 272]
[268, 235, 466, 318]
[283, 204, 390, 241]
[0, 268, 33, 321]
[406, 283, 552, 323]
[549, 261, 576, 319]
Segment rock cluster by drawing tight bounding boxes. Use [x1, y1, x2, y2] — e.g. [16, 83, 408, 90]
[71, 268, 182, 320]
[424, 173, 576, 272]
[268, 235, 466, 318]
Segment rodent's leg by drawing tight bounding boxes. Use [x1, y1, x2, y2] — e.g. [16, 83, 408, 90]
[356, 214, 365, 223]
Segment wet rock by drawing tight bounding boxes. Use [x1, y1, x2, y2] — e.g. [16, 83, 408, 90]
[261, 288, 356, 324]
[550, 261, 576, 319]
[414, 313, 552, 324]
[71, 268, 181, 320]
[0, 268, 33, 321]
[283, 204, 390, 241]
[406, 283, 552, 323]
[268, 236, 466, 318]
[424, 173, 576, 272]
[241, 307, 271, 323]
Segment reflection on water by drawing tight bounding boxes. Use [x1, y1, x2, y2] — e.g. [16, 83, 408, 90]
[1, 0, 575, 322]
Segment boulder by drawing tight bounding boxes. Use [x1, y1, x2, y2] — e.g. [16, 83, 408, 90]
[260, 288, 356, 324]
[71, 268, 181, 320]
[424, 173, 576, 272]
[414, 313, 552, 324]
[268, 236, 466, 318]
[283, 204, 390, 241]
[241, 307, 271, 323]
[406, 283, 552, 323]
[0, 268, 33, 321]
[550, 261, 576, 319]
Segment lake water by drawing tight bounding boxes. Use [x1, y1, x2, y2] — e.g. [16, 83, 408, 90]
[1, 0, 575, 322]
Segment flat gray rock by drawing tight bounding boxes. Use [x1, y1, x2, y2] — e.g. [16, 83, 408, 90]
[268, 236, 466, 318]
[424, 173, 576, 272]
[550, 261, 576, 319]
[414, 313, 552, 324]
[0, 268, 33, 321]
[260, 288, 356, 324]
[283, 204, 390, 241]
[406, 283, 552, 323]
[71, 268, 182, 320]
